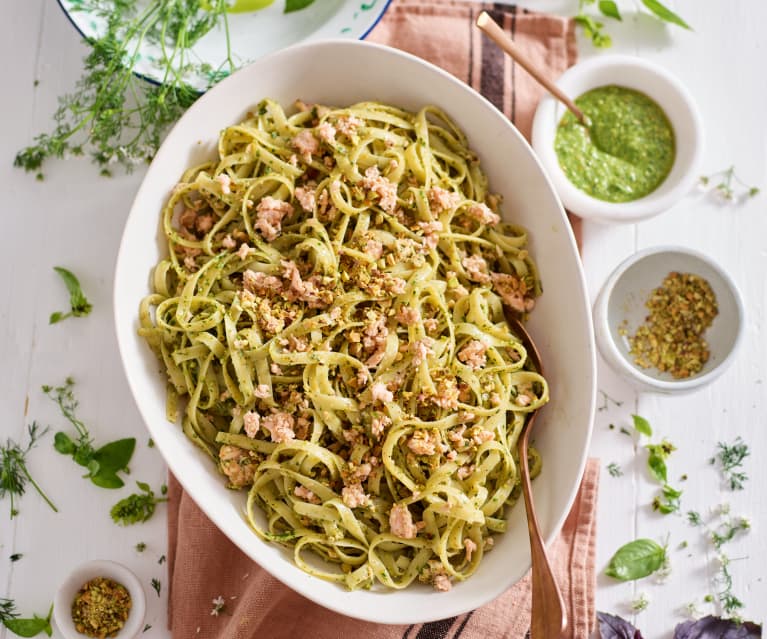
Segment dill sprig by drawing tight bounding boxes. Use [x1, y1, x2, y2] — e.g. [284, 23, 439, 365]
[716, 554, 745, 619]
[0, 599, 18, 625]
[14, 0, 233, 177]
[712, 437, 750, 491]
[0, 423, 58, 519]
[606, 462, 623, 477]
[110, 481, 169, 525]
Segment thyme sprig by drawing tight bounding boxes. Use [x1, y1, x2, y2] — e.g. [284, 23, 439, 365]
[0, 423, 58, 519]
[597, 389, 623, 412]
[44, 377, 136, 489]
[700, 166, 760, 203]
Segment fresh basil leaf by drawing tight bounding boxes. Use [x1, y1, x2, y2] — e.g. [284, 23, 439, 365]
[654, 485, 682, 514]
[574, 14, 612, 48]
[93, 438, 135, 473]
[632, 414, 652, 437]
[641, 0, 691, 29]
[597, 611, 645, 639]
[284, 0, 315, 13]
[598, 0, 622, 20]
[86, 459, 100, 476]
[674, 615, 762, 639]
[51, 267, 93, 323]
[53, 432, 75, 455]
[3, 614, 52, 637]
[73, 444, 95, 468]
[647, 451, 668, 484]
[91, 470, 124, 490]
[605, 538, 666, 581]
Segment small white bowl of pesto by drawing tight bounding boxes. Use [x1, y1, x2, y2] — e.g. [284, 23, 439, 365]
[532, 55, 704, 223]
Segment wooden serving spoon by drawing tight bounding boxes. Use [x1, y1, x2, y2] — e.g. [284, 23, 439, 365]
[476, 11, 589, 127]
[503, 309, 568, 639]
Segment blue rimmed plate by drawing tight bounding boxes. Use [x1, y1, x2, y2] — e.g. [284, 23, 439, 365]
[56, 0, 391, 91]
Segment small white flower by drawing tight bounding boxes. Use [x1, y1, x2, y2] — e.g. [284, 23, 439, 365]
[654, 557, 672, 584]
[739, 516, 751, 530]
[630, 592, 650, 612]
[210, 595, 226, 616]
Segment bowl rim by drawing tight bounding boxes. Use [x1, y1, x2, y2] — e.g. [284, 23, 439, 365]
[531, 54, 705, 223]
[595, 245, 745, 392]
[53, 560, 146, 639]
[113, 37, 597, 623]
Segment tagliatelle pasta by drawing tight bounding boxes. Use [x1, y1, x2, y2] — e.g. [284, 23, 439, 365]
[138, 99, 548, 592]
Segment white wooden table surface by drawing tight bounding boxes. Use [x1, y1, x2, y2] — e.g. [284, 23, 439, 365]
[1, 1, 764, 636]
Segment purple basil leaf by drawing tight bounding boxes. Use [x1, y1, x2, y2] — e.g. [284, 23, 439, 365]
[674, 616, 762, 639]
[598, 612, 645, 639]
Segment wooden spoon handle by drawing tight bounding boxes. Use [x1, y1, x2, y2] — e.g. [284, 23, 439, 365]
[518, 434, 568, 639]
[476, 11, 587, 126]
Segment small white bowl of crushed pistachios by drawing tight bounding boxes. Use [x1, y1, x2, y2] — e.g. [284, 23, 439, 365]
[593, 246, 744, 393]
[53, 560, 146, 639]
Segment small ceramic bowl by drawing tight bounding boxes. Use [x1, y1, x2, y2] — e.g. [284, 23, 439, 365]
[53, 560, 146, 639]
[593, 246, 744, 393]
[532, 55, 704, 223]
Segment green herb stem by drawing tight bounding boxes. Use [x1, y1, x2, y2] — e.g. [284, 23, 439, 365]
[18, 463, 58, 514]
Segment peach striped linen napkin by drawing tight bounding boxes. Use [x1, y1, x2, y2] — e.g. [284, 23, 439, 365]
[167, 461, 598, 639]
[167, 3, 596, 638]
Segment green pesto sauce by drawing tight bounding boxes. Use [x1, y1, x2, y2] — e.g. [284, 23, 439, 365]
[554, 85, 675, 203]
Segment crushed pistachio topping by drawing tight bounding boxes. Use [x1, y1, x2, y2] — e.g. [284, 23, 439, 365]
[622, 272, 718, 379]
[71, 577, 131, 638]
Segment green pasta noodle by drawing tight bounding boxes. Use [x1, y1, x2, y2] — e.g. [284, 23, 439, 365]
[139, 99, 547, 592]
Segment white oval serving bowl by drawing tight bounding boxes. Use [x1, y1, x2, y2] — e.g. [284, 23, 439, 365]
[114, 39, 596, 625]
[593, 246, 744, 393]
[54, 560, 146, 639]
[532, 55, 704, 224]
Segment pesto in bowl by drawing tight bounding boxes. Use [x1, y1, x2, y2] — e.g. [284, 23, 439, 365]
[554, 85, 675, 203]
